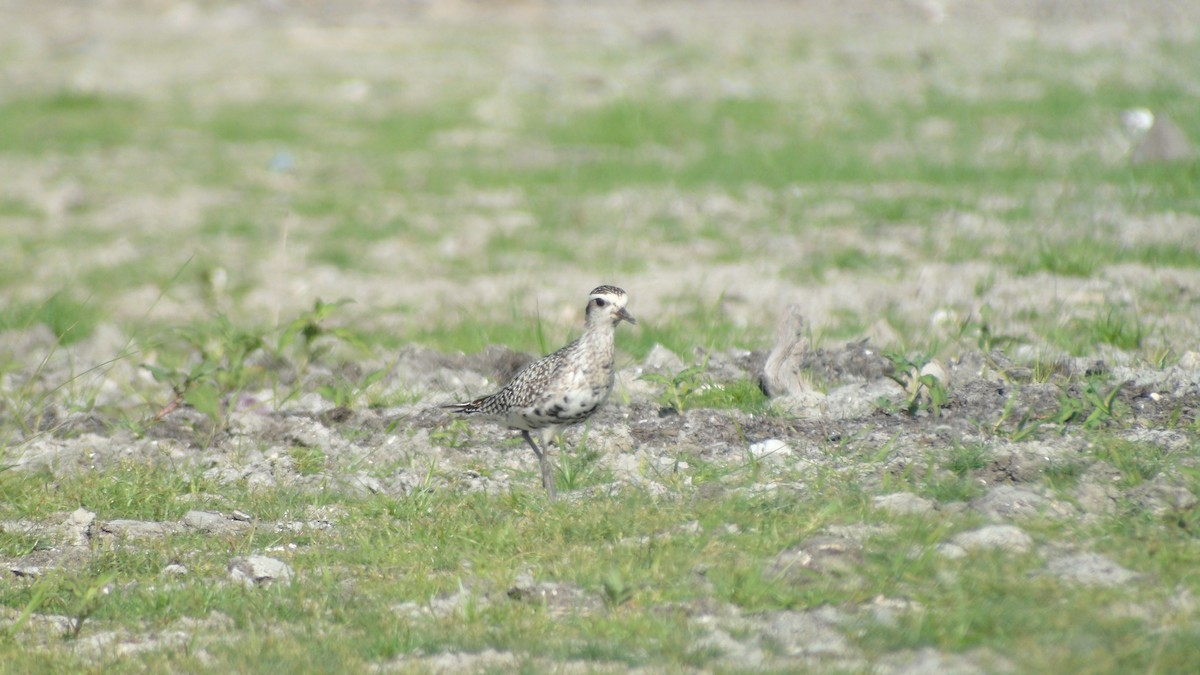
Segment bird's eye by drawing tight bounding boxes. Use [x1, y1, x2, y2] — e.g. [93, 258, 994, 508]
[594, 298, 607, 307]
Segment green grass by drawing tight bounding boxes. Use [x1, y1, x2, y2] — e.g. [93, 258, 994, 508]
[944, 442, 991, 477]
[0, 292, 100, 346]
[0, 197, 39, 218]
[289, 447, 327, 476]
[401, 316, 554, 357]
[4, 69, 1195, 351]
[1043, 308, 1150, 355]
[0, 91, 143, 154]
[798, 245, 897, 282]
[1009, 238, 1200, 278]
[1090, 437, 1170, 488]
[199, 102, 311, 144]
[4, 457, 1194, 671]
[684, 379, 771, 413]
[0, 464, 213, 521]
[401, 292, 766, 362]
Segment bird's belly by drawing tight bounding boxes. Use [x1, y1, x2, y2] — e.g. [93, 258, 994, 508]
[518, 387, 608, 429]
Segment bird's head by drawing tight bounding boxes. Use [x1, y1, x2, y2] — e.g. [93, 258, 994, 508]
[586, 285, 636, 327]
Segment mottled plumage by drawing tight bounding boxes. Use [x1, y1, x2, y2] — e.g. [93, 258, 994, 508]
[442, 286, 636, 498]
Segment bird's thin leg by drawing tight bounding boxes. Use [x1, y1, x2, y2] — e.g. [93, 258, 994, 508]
[521, 430, 557, 500]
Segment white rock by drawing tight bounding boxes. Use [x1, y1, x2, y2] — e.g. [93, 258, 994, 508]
[588, 425, 635, 454]
[1044, 553, 1138, 587]
[608, 452, 643, 482]
[873, 493, 935, 516]
[771, 390, 827, 417]
[185, 510, 254, 536]
[875, 646, 989, 675]
[65, 508, 96, 546]
[162, 564, 189, 577]
[102, 520, 174, 539]
[936, 543, 967, 559]
[972, 485, 1073, 520]
[228, 555, 294, 588]
[1178, 351, 1200, 371]
[824, 380, 898, 419]
[749, 439, 793, 461]
[643, 343, 686, 372]
[951, 525, 1033, 554]
[1131, 112, 1193, 164]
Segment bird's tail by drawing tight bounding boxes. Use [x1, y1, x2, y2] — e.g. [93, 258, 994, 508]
[441, 398, 484, 415]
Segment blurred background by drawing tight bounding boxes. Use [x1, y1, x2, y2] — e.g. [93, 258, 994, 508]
[1, 0, 1197, 360]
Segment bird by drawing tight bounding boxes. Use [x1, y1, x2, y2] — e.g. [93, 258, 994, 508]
[442, 285, 636, 499]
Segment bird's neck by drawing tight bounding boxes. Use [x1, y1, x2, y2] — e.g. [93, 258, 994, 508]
[580, 319, 616, 351]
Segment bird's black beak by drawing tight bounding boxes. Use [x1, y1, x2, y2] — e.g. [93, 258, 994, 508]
[617, 308, 637, 325]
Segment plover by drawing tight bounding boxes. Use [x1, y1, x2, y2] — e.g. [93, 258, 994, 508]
[442, 285, 636, 498]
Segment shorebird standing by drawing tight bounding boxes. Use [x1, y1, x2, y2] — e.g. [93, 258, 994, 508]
[442, 285, 636, 499]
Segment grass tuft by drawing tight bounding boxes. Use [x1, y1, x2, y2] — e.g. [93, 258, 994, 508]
[0, 291, 100, 346]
